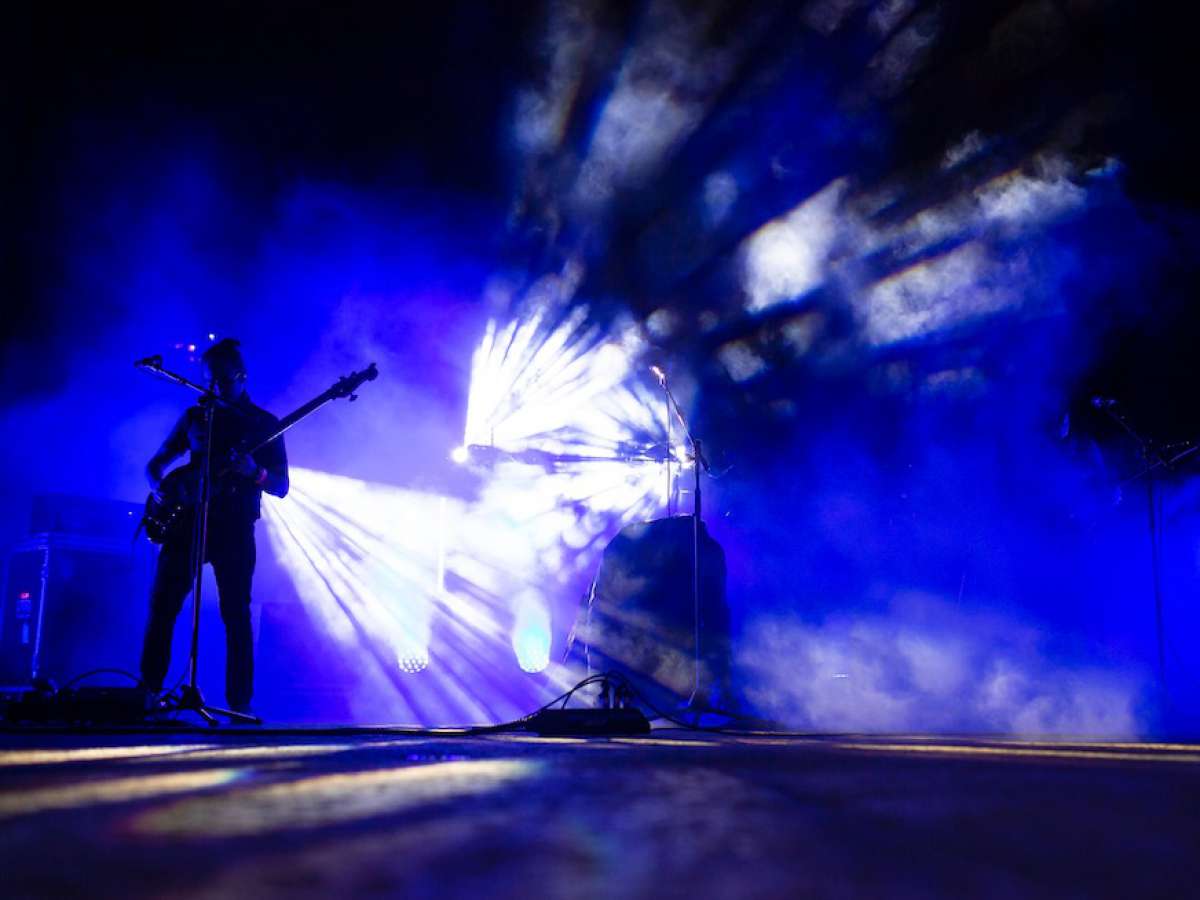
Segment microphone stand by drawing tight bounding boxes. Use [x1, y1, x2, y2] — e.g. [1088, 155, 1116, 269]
[652, 369, 711, 709]
[135, 357, 260, 726]
[1098, 401, 1191, 691]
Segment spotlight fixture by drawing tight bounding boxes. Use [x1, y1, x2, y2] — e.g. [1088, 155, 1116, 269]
[397, 653, 430, 674]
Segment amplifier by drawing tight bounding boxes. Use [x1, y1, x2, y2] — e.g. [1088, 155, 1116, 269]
[31, 494, 145, 542]
[3, 685, 156, 724]
[0, 532, 154, 688]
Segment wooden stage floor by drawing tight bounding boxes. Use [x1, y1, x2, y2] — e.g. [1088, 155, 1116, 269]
[1, 728, 1198, 898]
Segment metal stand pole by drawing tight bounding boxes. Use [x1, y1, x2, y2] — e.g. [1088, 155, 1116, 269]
[1102, 402, 1196, 692]
[1146, 471, 1166, 686]
[689, 438, 702, 707]
[650, 367, 709, 711]
[169, 398, 260, 726]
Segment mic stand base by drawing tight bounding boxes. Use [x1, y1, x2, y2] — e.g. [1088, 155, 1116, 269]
[161, 684, 261, 727]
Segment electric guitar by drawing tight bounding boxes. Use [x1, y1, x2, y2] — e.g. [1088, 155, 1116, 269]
[140, 363, 378, 544]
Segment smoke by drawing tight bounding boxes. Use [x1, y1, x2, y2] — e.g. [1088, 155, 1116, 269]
[493, 0, 1200, 738]
[11, 0, 1200, 732]
[1, 138, 494, 500]
[739, 593, 1146, 736]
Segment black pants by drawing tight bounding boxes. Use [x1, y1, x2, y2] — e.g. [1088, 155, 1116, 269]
[139, 519, 257, 709]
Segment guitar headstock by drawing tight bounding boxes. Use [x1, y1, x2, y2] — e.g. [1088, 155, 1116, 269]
[331, 363, 379, 401]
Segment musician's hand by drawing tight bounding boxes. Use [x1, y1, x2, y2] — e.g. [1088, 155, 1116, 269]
[146, 465, 163, 499]
[230, 452, 261, 479]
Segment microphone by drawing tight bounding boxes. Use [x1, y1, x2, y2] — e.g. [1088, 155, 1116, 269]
[134, 354, 163, 368]
[649, 365, 667, 386]
[1091, 395, 1118, 409]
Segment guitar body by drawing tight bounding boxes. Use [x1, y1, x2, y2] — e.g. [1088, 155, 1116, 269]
[138, 362, 378, 547]
[142, 466, 200, 545]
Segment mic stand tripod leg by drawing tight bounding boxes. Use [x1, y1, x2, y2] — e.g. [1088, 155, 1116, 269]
[167, 684, 261, 726]
[201, 701, 260, 726]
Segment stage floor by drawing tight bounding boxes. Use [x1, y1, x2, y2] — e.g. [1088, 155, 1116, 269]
[1, 727, 1198, 898]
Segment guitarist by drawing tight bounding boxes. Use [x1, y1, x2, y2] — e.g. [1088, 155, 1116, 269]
[139, 338, 289, 714]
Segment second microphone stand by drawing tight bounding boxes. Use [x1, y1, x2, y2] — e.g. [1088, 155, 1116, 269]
[1102, 401, 1197, 690]
[654, 368, 711, 709]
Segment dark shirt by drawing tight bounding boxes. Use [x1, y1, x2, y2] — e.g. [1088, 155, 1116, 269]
[156, 392, 288, 524]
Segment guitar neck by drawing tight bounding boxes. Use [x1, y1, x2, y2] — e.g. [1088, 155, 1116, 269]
[247, 376, 368, 454]
[246, 394, 330, 454]
[240, 364, 376, 455]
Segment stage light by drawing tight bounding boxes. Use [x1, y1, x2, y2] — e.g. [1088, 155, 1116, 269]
[512, 596, 551, 674]
[260, 306, 677, 723]
[455, 306, 685, 690]
[261, 467, 584, 725]
[513, 631, 550, 674]
[461, 306, 670, 520]
[398, 653, 430, 675]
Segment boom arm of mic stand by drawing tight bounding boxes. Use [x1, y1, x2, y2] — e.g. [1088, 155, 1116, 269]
[1118, 443, 1199, 490]
[135, 360, 227, 407]
[1100, 403, 1171, 469]
[659, 379, 710, 473]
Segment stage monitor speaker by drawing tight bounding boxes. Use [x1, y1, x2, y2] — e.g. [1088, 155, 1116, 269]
[0, 533, 154, 688]
[571, 515, 731, 710]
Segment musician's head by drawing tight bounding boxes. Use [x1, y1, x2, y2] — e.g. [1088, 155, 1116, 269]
[202, 338, 247, 401]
